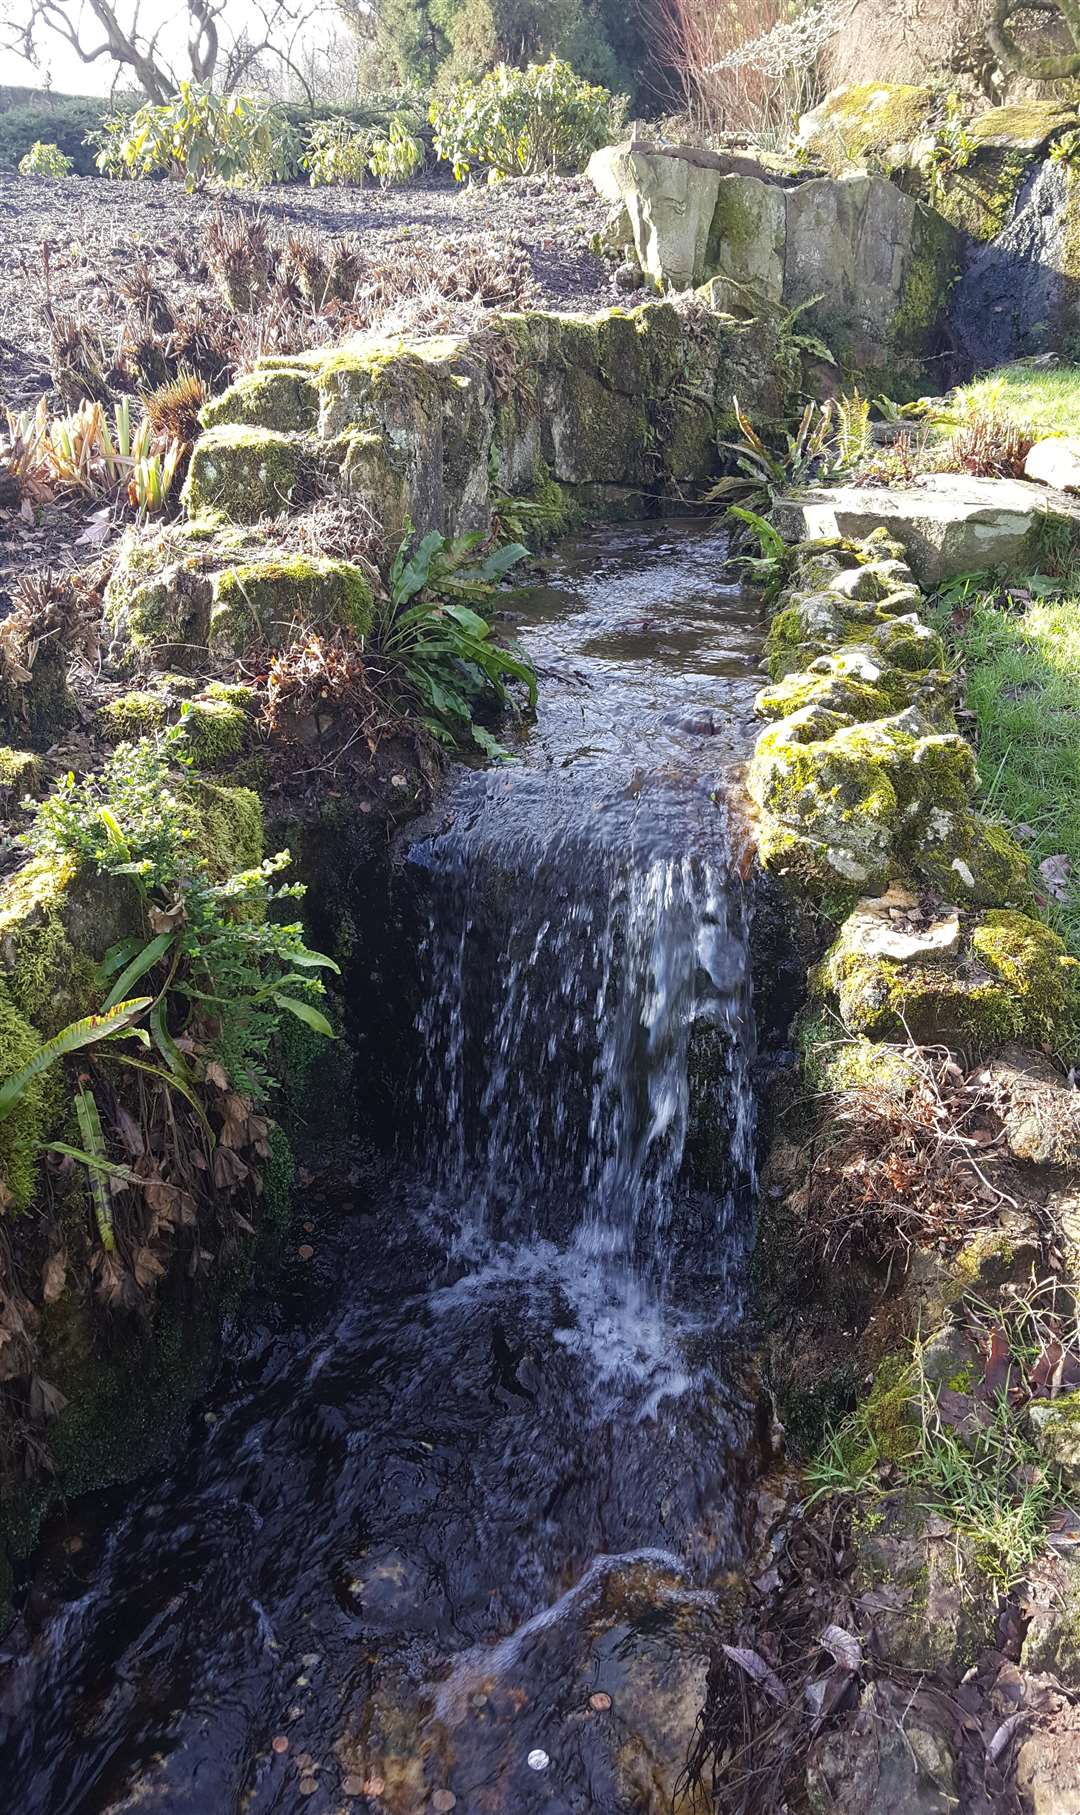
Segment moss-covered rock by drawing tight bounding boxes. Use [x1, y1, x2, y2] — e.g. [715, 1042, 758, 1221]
[210, 556, 373, 658]
[816, 899, 1079, 1055]
[749, 705, 976, 891]
[0, 747, 44, 815]
[180, 697, 251, 768]
[98, 689, 169, 742]
[0, 982, 46, 1211]
[182, 425, 308, 523]
[933, 149, 1028, 243]
[187, 779, 263, 879]
[200, 366, 320, 434]
[797, 82, 935, 175]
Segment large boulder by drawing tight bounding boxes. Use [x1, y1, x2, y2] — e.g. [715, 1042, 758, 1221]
[951, 160, 1080, 367]
[1026, 437, 1080, 494]
[619, 144, 726, 288]
[783, 172, 957, 373]
[772, 474, 1080, 585]
[797, 81, 935, 175]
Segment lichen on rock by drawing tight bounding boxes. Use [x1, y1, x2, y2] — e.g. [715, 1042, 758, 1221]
[182, 425, 308, 523]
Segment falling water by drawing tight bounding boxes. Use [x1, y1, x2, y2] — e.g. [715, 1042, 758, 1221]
[0, 519, 771, 1815]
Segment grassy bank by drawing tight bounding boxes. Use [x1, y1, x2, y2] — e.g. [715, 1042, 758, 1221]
[945, 361, 1080, 436]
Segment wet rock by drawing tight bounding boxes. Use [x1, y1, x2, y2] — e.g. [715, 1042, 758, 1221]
[1014, 1699, 1080, 1815]
[773, 476, 1080, 586]
[430, 1553, 724, 1813]
[1025, 437, 1080, 495]
[806, 1681, 958, 1813]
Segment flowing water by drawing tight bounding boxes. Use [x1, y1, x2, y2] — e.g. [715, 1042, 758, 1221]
[0, 519, 767, 1814]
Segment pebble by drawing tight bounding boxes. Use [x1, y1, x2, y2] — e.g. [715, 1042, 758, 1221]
[589, 1692, 612, 1711]
[527, 1749, 550, 1771]
[431, 1793, 456, 1811]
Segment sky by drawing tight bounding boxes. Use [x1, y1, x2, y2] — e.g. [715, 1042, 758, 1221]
[0, 1, 340, 96]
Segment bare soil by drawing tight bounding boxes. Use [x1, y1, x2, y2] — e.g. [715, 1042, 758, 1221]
[0, 171, 611, 410]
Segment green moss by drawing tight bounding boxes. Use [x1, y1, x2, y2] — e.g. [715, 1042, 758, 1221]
[890, 204, 960, 360]
[973, 909, 1080, 1051]
[200, 366, 320, 434]
[210, 556, 373, 657]
[817, 906, 1079, 1055]
[803, 82, 934, 173]
[202, 680, 256, 712]
[0, 854, 106, 1039]
[181, 697, 250, 769]
[186, 780, 264, 881]
[0, 982, 45, 1211]
[935, 149, 1027, 242]
[754, 667, 893, 724]
[0, 746, 43, 803]
[99, 689, 168, 742]
[799, 1014, 922, 1097]
[181, 425, 306, 524]
[262, 1122, 295, 1241]
[912, 809, 1032, 908]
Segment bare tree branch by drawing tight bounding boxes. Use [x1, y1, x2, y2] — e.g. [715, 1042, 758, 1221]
[3, 0, 340, 102]
[987, 0, 1080, 77]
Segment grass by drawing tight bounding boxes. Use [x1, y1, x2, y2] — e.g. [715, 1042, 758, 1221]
[807, 1347, 1061, 1596]
[942, 363, 1080, 438]
[946, 583, 1080, 952]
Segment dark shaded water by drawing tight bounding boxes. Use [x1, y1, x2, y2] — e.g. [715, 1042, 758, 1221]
[0, 521, 766, 1813]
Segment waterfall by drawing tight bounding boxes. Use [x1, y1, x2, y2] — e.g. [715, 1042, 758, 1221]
[411, 765, 756, 1287]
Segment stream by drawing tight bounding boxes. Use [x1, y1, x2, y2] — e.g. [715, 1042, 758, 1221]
[0, 519, 768, 1814]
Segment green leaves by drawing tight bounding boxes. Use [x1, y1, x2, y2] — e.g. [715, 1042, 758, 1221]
[0, 998, 153, 1123]
[273, 995, 335, 1038]
[102, 931, 175, 1011]
[430, 58, 626, 183]
[380, 523, 536, 754]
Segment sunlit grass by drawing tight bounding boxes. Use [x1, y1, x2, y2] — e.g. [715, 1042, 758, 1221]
[942, 363, 1080, 437]
[951, 590, 1080, 952]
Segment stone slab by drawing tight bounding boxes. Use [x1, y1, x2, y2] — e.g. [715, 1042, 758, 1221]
[773, 474, 1080, 584]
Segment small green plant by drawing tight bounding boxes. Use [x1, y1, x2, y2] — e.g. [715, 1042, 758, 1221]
[926, 94, 976, 197]
[18, 140, 73, 178]
[368, 118, 424, 187]
[376, 524, 536, 756]
[1049, 127, 1080, 174]
[94, 83, 300, 189]
[430, 57, 625, 182]
[808, 1348, 1063, 1596]
[304, 117, 375, 186]
[706, 395, 853, 515]
[0, 998, 152, 1122]
[24, 719, 338, 1099]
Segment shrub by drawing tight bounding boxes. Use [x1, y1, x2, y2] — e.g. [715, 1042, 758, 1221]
[0, 94, 115, 176]
[94, 82, 301, 189]
[18, 140, 73, 178]
[430, 57, 625, 181]
[305, 117, 374, 186]
[368, 117, 424, 186]
[941, 411, 1033, 479]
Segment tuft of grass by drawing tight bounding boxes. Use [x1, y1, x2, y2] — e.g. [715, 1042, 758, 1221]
[807, 1347, 1060, 1597]
[944, 363, 1080, 439]
[950, 586, 1080, 951]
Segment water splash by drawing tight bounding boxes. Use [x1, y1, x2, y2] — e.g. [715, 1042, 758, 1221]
[412, 769, 756, 1299]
